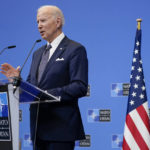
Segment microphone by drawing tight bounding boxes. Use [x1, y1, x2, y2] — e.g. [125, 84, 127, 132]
[0, 45, 16, 55]
[13, 39, 41, 93]
[7, 45, 16, 49]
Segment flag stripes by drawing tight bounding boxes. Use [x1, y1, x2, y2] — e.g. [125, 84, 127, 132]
[136, 102, 150, 133]
[130, 106, 150, 149]
[123, 124, 140, 150]
[123, 103, 150, 150]
[123, 137, 131, 150]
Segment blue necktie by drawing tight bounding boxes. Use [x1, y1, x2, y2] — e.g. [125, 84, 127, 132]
[38, 44, 51, 82]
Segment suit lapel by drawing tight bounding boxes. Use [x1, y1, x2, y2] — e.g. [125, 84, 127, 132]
[48, 37, 68, 64]
[38, 36, 69, 84]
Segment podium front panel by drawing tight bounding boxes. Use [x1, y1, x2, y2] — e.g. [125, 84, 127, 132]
[0, 85, 13, 150]
[8, 84, 19, 150]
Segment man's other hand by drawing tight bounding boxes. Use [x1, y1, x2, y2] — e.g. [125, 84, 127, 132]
[0, 63, 20, 78]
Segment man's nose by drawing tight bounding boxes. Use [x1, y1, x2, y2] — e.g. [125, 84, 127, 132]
[38, 22, 42, 29]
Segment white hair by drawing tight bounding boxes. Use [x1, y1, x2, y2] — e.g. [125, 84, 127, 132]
[37, 5, 65, 26]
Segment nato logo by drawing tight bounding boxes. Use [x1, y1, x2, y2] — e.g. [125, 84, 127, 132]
[111, 83, 123, 97]
[111, 83, 130, 97]
[24, 134, 32, 147]
[88, 109, 99, 122]
[0, 92, 8, 117]
[112, 134, 123, 148]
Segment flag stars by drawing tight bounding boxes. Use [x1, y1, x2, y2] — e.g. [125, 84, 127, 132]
[141, 86, 145, 91]
[134, 49, 139, 54]
[139, 60, 142, 64]
[130, 100, 135, 106]
[136, 41, 140, 46]
[139, 94, 144, 99]
[133, 83, 138, 89]
[130, 75, 133, 79]
[135, 75, 140, 81]
[132, 92, 136, 97]
[131, 66, 135, 71]
[133, 58, 137, 63]
[137, 67, 142, 72]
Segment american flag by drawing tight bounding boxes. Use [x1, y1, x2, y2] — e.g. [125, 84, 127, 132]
[122, 29, 150, 149]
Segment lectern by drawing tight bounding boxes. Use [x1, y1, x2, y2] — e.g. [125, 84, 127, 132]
[0, 79, 60, 150]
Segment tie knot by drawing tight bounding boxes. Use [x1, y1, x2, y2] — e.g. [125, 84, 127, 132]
[46, 44, 52, 51]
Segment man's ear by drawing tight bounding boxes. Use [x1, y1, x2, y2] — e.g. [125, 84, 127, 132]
[56, 17, 62, 28]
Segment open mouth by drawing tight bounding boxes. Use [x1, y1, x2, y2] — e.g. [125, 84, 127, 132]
[40, 31, 45, 35]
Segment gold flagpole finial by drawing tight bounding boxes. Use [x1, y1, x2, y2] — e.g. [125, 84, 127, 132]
[136, 19, 142, 30]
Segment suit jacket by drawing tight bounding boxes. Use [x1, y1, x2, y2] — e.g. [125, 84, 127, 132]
[27, 36, 88, 141]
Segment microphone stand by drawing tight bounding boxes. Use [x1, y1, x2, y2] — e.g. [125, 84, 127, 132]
[12, 40, 41, 93]
[33, 97, 41, 150]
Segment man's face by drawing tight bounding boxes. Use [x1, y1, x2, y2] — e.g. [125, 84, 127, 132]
[37, 8, 60, 42]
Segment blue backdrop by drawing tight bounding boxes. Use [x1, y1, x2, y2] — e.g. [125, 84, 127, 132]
[1, 0, 150, 149]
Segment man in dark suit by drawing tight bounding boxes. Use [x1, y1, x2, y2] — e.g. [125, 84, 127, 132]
[0, 5, 88, 150]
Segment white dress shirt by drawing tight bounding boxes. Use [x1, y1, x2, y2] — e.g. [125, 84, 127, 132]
[47, 32, 65, 60]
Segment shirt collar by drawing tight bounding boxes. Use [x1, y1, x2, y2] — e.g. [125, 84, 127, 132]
[47, 32, 65, 49]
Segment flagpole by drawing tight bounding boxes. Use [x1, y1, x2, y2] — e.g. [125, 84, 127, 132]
[136, 18, 142, 30]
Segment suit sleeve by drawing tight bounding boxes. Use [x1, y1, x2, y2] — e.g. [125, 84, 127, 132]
[47, 46, 88, 101]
